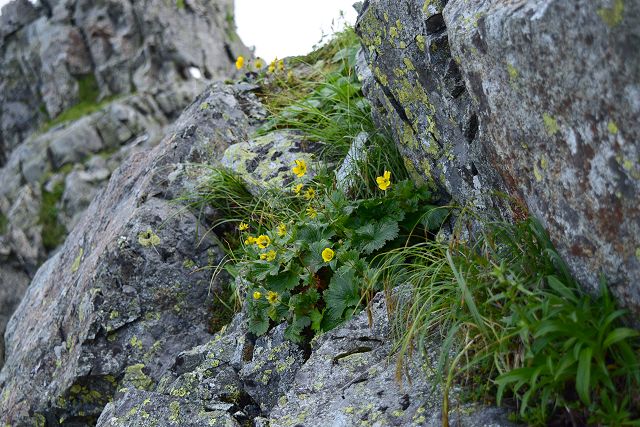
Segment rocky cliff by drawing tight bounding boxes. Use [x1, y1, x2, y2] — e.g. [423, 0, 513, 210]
[0, 0, 251, 365]
[356, 0, 640, 316]
[0, 0, 638, 425]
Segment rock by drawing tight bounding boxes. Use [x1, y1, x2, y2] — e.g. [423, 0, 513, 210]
[220, 130, 322, 195]
[269, 293, 514, 427]
[0, 82, 207, 370]
[444, 0, 640, 312]
[49, 116, 105, 169]
[0, 83, 266, 425]
[0, 0, 252, 163]
[0, 0, 39, 39]
[356, 0, 640, 315]
[238, 322, 305, 412]
[96, 389, 240, 427]
[356, 0, 511, 217]
[335, 130, 368, 194]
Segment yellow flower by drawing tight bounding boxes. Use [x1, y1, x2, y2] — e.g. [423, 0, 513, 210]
[235, 56, 244, 70]
[376, 170, 392, 191]
[253, 291, 262, 300]
[287, 70, 294, 82]
[256, 235, 271, 249]
[277, 59, 285, 71]
[293, 183, 304, 194]
[304, 188, 315, 200]
[254, 58, 264, 69]
[306, 206, 317, 218]
[321, 247, 335, 262]
[277, 223, 287, 237]
[292, 159, 307, 177]
[267, 291, 278, 304]
[239, 222, 249, 231]
[268, 60, 276, 73]
[260, 250, 277, 261]
[245, 236, 256, 245]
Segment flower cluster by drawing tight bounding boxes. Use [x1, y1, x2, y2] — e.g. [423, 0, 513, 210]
[235, 56, 287, 76]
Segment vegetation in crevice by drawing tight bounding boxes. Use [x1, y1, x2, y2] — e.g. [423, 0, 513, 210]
[39, 74, 120, 133]
[188, 26, 640, 426]
[39, 181, 67, 251]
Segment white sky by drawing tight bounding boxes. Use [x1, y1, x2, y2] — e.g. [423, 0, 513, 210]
[235, 0, 358, 61]
[0, 0, 358, 62]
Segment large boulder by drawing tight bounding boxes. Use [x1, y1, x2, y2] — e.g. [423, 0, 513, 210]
[356, 0, 511, 216]
[444, 0, 640, 313]
[356, 0, 640, 315]
[0, 82, 206, 369]
[0, 83, 266, 425]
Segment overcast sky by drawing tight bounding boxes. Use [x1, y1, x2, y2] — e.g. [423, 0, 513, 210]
[0, 0, 358, 61]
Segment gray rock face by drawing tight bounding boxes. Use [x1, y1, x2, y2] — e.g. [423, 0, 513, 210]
[356, 0, 640, 315]
[220, 129, 322, 195]
[0, 83, 266, 425]
[269, 292, 514, 427]
[443, 0, 640, 313]
[356, 0, 510, 216]
[0, 0, 250, 162]
[0, 82, 207, 368]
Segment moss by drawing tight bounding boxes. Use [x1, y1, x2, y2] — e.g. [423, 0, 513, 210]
[39, 181, 67, 251]
[506, 63, 518, 82]
[636, 247, 640, 262]
[124, 364, 153, 390]
[542, 113, 559, 136]
[129, 335, 143, 351]
[138, 228, 160, 247]
[71, 247, 84, 273]
[169, 401, 181, 422]
[416, 34, 426, 52]
[598, 0, 624, 27]
[0, 211, 7, 235]
[176, 0, 185, 9]
[39, 74, 120, 133]
[607, 120, 619, 134]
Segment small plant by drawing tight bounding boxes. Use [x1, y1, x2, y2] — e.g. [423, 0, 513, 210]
[380, 217, 640, 425]
[219, 163, 446, 343]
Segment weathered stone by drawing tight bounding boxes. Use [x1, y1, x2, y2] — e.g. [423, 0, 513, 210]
[0, 83, 266, 425]
[444, 0, 640, 312]
[356, 0, 511, 217]
[96, 389, 240, 427]
[0, 0, 251, 162]
[238, 323, 305, 412]
[0, 82, 209, 370]
[269, 293, 514, 427]
[356, 0, 640, 316]
[220, 130, 321, 195]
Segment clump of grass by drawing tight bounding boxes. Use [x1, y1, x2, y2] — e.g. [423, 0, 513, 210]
[39, 74, 119, 133]
[39, 181, 67, 251]
[379, 218, 640, 425]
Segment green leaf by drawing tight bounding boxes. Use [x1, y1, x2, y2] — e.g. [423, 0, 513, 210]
[420, 206, 449, 231]
[248, 313, 269, 336]
[352, 218, 399, 255]
[324, 267, 360, 327]
[310, 308, 323, 332]
[602, 328, 639, 350]
[303, 240, 332, 273]
[284, 315, 311, 343]
[576, 347, 592, 405]
[266, 271, 300, 293]
[289, 289, 320, 316]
